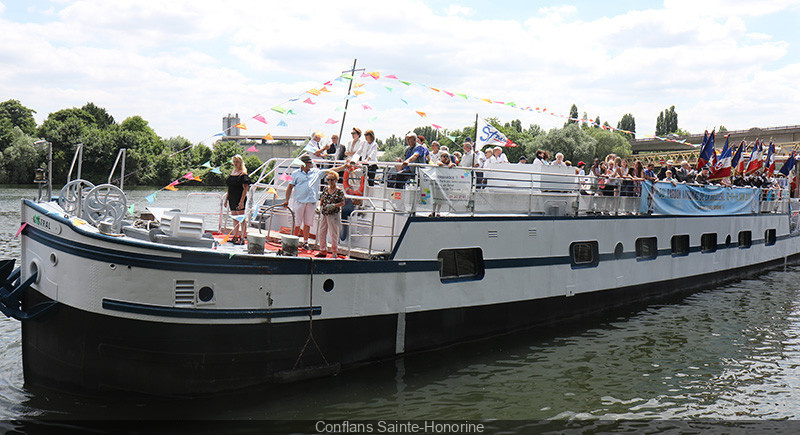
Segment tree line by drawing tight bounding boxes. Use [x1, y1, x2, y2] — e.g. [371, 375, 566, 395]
[0, 99, 262, 186]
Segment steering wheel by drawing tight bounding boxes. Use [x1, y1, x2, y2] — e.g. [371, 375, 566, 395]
[82, 184, 128, 231]
[58, 179, 96, 215]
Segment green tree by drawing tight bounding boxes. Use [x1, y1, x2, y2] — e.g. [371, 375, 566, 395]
[717, 125, 728, 134]
[655, 106, 678, 136]
[0, 99, 37, 137]
[616, 113, 636, 140]
[531, 124, 596, 164]
[565, 104, 579, 126]
[586, 128, 632, 160]
[0, 127, 44, 184]
[38, 108, 94, 182]
[81, 102, 115, 128]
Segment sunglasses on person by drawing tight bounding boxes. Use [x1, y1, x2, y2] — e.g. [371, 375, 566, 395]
[327, 177, 336, 181]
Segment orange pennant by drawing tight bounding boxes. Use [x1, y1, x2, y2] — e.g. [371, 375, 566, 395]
[368, 71, 380, 79]
[416, 111, 427, 117]
[354, 83, 365, 88]
[481, 98, 492, 104]
[263, 133, 274, 140]
[354, 90, 365, 96]
[320, 86, 331, 92]
[234, 123, 247, 130]
[307, 89, 321, 96]
[429, 87, 440, 92]
[164, 185, 178, 191]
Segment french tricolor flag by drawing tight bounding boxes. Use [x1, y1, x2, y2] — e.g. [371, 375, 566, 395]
[765, 141, 776, 177]
[710, 135, 732, 179]
[745, 139, 763, 175]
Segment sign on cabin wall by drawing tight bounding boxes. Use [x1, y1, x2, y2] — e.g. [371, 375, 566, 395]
[419, 167, 472, 206]
[640, 182, 760, 215]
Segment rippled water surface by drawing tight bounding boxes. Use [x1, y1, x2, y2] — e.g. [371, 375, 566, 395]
[3, 186, 800, 424]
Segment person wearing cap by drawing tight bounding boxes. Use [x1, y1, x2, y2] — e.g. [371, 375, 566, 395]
[658, 159, 676, 180]
[518, 156, 527, 164]
[282, 155, 349, 250]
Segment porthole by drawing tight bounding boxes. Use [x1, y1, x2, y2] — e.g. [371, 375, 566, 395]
[49, 252, 58, 266]
[323, 279, 334, 292]
[725, 235, 731, 247]
[29, 259, 41, 284]
[198, 286, 214, 302]
[109, 263, 116, 270]
[614, 242, 623, 259]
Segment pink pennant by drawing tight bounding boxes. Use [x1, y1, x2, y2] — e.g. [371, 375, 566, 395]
[325, 118, 339, 124]
[303, 98, 316, 105]
[252, 114, 267, 124]
[279, 173, 293, 181]
[362, 104, 373, 110]
[15, 222, 27, 238]
[384, 74, 398, 79]
[168, 180, 179, 186]
[361, 72, 370, 78]
[432, 124, 443, 130]
[247, 145, 258, 152]
[183, 172, 194, 180]
[323, 81, 333, 86]
[443, 91, 454, 97]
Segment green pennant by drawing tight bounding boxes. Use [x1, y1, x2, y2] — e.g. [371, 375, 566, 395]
[369, 116, 378, 122]
[287, 109, 296, 115]
[505, 102, 516, 107]
[127, 204, 135, 215]
[400, 80, 411, 86]
[385, 86, 393, 92]
[229, 252, 235, 259]
[201, 160, 212, 168]
[341, 74, 353, 80]
[456, 93, 468, 99]
[447, 135, 457, 143]
[271, 106, 287, 114]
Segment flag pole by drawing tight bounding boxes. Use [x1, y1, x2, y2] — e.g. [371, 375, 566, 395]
[337, 59, 365, 155]
[474, 113, 478, 144]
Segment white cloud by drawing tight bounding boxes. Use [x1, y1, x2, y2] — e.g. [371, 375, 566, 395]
[1, 0, 799, 145]
[0, 2, 5, 14]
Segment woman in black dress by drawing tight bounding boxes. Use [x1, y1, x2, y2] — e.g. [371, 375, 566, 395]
[226, 154, 251, 244]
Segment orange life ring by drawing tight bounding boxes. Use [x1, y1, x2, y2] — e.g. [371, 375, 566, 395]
[343, 167, 366, 205]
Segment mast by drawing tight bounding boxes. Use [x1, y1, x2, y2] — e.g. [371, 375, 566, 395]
[337, 59, 365, 151]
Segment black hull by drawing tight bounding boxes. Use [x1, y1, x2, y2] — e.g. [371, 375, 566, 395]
[21, 253, 800, 397]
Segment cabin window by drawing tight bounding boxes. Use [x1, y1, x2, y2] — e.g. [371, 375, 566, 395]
[701, 233, 717, 253]
[437, 248, 485, 282]
[738, 231, 752, 248]
[765, 229, 776, 246]
[570, 241, 599, 268]
[671, 235, 690, 256]
[635, 237, 658, 260]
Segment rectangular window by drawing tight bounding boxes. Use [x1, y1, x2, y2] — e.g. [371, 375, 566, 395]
[671, 235, 690, 256]
[438, 248, 485, 282]
[636, 237, 658, 260]
[570, 241, 599, 268]
[738, 231, 752, 249]
[765, 229, 776, 246]
[701, 233, 717, 253]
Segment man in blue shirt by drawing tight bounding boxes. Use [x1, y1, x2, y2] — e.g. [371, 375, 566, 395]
[282, 155, 325, 249]
[389, 132, 428, 189]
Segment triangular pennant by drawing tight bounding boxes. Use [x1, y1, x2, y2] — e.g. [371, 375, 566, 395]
[246, 145, 258, 152]
[145, 193, 157, 204]
[432, 124, 443, 130]
[263, 133, 274, 141]
[214, 132, 224, 136]
[360, 72, 370, 78]
[234, 123, 247, 130]
[307, 88, 321, 96]
[354, 83, 365, 88]
[210, 167, 222, 174]
[14, 223, 27, 238]
[287, 109, 296, 115]
[384, 74, 398, 79]
[271, 106, 287, 114]
[127, 204, 135, 215]
[169, 180, 179, 186]
[229, 252, 235, 259]
[369, 116, 378, 122]
[278, 120, 288, 127]
[279, 173, 293, 181]
[289, 98, 300, 102]
[325, 118, 339, 124]
[253, 114, 267, 124]
[416, 111, 427, 117]
[505, 102, 516, 107]
[354, 90, 365, 96]
[341, 73, 353, 80]
[400, 98, 408, 105]
[362, 104, 373, 110]
[429, 87, 440, 92]
[194, 177, 202, 182]
[320, 86, 331, 92]
[266, 187, 277, 196]
[447, 135, 457, 143]
[368, 71, 380, 79]
[400, 80, 411, 86]
[456, 93, 468, 99]
[183, 172, 194, 180]
[385, 86, 393, 92]
[303, 98, 316, 105]
[164, 185, 178, 191]
[443, 91, 454, 97]
[202, 160, 212, 168]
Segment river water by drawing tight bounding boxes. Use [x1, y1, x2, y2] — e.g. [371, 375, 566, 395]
[3, 186, 800, 428]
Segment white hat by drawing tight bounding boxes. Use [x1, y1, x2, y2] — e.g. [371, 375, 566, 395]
[666, 159, 674, 165]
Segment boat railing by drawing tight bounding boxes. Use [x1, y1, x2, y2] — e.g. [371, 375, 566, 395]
[184, 192, 226, 232]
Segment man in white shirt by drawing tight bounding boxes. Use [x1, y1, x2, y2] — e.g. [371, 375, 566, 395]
[302, 132, 327, 159]
[460, 140, 478, 168]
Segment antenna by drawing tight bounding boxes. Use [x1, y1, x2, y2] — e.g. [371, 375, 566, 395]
[337, 59, 366, 152]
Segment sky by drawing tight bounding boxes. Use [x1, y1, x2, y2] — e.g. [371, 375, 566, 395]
[1, 0, 800, 146]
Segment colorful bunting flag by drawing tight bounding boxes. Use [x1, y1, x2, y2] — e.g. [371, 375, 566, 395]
[266, 187, 277, 196]
[429, 87, 440, 92]
[320, 86, 331, 92]
[246, 145, 258, 152]
[271, 106, 287, 114]
[368, 71, 380, 79]
[443, 91, 454, 97]
[432, 124, 443, 130]
[210, 167, 222, 174]
[127, 204, 135, 215]
[303, 98, 316, 105]
[307, 89, 321, 96]
[325, 118, 339, 124]
[168, 180, 179, 186]
[354, 83, 365, 88]
[202, 160, 212, 168]
[279, 173, 292, 181]
[400, 99, 408, 105]
[287, 109, 296, 115]
[369, 116, 378, 122]
[234, 123, 247, 130]
[214, 132, 224, 136]
[341, 73, 353, 80]
[164, 185, 178, 191]
[400, 80, 411, 86]
[145, 193, 157, 204]
[385, 86, 393, 92]
[385, 74, 398, 79]
[183, 172, 194, 180]
[253, 114, 267, 124]
[354, 90, 365, 96]
[278, 120, 288, 127]
[362, 104, 373, 110]
[263, 133, 274, 141]
[416, 111, 427, 117]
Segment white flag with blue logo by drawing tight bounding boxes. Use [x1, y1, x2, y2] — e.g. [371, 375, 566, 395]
[476, 119, 517, 149]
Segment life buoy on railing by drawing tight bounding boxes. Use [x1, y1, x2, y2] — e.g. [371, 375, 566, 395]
[343, 167, 366, 205]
